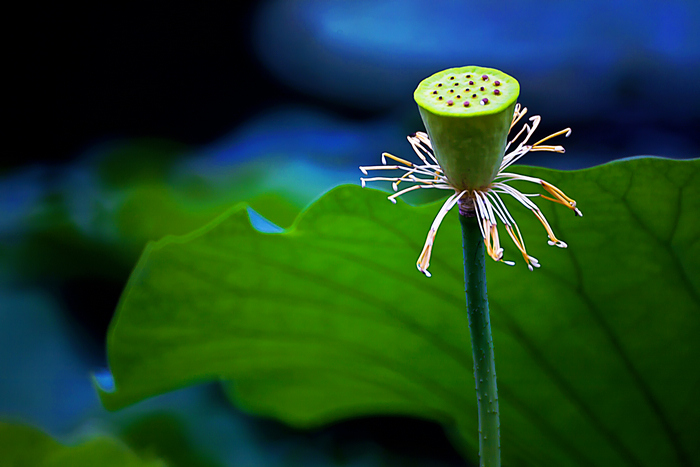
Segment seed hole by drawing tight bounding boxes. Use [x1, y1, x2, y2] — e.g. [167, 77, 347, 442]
[480, 86, 485, 91]
[469, 80, 474, 85]
[438, 96, 443, 100]
[437, 83, 443, 87]
[472, 93, 477, 98]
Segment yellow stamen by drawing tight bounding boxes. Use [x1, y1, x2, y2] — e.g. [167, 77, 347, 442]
[507, 123, 530, 148]
[415, 132, 432, 149]
[530, 145, 565, 153]
[382, 152, 414, 167]
[483, 222, 496, 260]
[416, 233, 434, 277]
[532, 128, 571, 147]
[532, 210, 567, 247]
[392, 170, 415, 189]
[541, 181, 582, 215]
[388, 184, 422, 203]
[485, 224, 504, 262]
[510, 105, 527, 131]
[504, 225, 527, 259]
[407, 136, 432, 166]
[504, 224, 537, 270]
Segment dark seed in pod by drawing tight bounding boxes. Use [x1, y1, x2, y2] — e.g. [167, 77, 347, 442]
[481, 97, 489, 104]
[463, 101, 470, 107]
[494, 80, 501, 86]
[447, 100, 454, 106]
[482, 74, 489, 81]
[469, 80, 474, 85]
[480, 86, 485, 91]
[494, 89, 501, 95]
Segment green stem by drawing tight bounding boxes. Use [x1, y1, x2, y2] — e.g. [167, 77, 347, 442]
[459, 211, 501, 467]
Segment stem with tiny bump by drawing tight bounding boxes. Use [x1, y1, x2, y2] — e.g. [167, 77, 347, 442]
[459, 208, 501, 467]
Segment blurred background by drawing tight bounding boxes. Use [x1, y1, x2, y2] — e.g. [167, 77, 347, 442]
[3, 1, 699, 465]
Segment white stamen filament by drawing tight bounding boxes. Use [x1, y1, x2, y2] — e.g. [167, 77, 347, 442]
[388, 184, 423, 203]
[416, 191, 466, 276]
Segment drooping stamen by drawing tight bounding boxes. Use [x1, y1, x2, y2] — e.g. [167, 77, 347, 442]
[485, 224, 504, 262]
[504, 224, 539, 271]
[491, 182, 569, 249]
[472, 192, 515, 265]
[416, 191, 466, 276]
[483, 186, 539, 271]
[416, 241, 433, 277]
[540, 181, 582, 216]
[481, 190, 528, 266]
[532, 210, 568, 248]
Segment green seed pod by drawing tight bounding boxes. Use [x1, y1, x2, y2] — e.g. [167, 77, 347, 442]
[414, 66, 520, 191]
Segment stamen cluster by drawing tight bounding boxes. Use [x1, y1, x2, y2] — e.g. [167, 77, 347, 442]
[360, 104, 582, 277]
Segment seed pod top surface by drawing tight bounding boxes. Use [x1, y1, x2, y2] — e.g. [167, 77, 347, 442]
[414, 65, 519, 116]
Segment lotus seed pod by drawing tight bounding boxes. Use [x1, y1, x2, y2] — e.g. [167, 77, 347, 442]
[414, 66, 520, 191]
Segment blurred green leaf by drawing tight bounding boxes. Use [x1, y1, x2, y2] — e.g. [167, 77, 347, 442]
[100, 157, 699, 467]
[10, 156, 307, 284]
[114, 184, 301, 244]
[0, 422, 166, 467]
[120, 413, 221, 467]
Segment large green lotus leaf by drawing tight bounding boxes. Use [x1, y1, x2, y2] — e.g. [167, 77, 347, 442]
[0, 422, 166, 467]
[100, 157, 699, 467]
